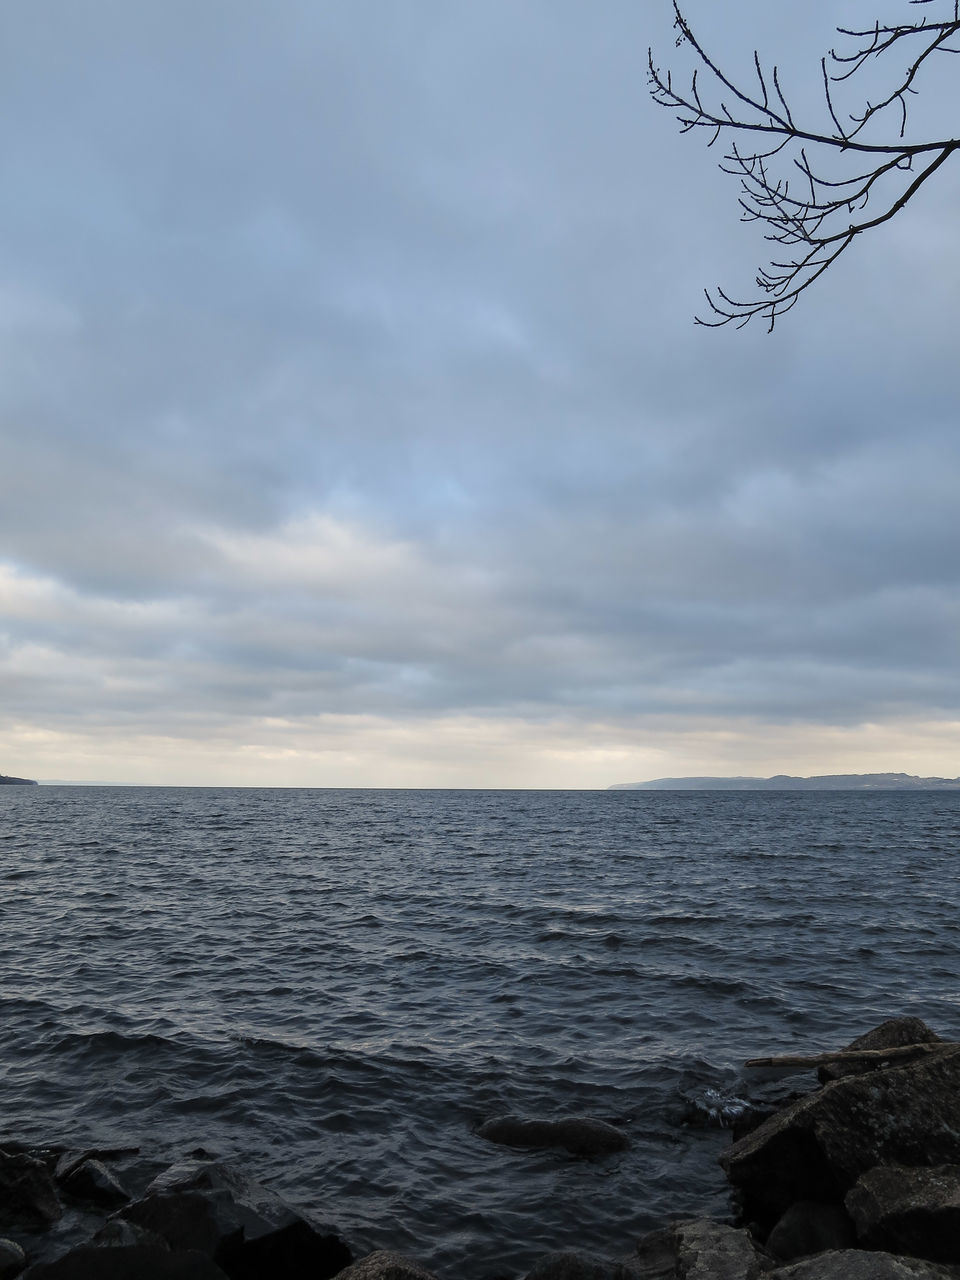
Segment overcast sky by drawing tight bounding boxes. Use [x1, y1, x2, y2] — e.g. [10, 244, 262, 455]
[1, 1, 958, 786]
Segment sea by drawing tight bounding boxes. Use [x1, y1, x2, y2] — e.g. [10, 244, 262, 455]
[2, 785, 959, 1277]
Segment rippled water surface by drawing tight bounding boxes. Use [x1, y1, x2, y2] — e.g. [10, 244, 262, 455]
[2, 786, 960, 1276]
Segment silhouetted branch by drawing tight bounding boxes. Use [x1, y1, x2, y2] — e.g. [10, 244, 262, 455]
[649, 2, 960, 329]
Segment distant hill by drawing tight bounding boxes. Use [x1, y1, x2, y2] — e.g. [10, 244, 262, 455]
[610, 772, 960, 791]
[0, 773, 37, 785]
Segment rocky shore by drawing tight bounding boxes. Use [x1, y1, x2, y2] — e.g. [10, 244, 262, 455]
[4, 1016, 960, 1279]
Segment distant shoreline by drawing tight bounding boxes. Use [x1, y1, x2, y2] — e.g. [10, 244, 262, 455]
[610, 772, 960, 791]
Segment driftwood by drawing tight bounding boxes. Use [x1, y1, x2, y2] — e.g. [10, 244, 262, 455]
[745, 1042, 957, 1070]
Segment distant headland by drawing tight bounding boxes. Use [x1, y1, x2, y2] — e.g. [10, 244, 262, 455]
[0, 772, 37, 785]
[610, 772, 960, 791]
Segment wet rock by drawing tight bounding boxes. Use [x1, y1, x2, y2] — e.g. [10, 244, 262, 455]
[477, 1115, 629, 1157]
[121, 1191, 239, 1256]
[615, 1220, 770, 1279]
[60, 1159, 130, 1208]
[214, 1219, 353, 1280]
[818, 1017, 944, 1083]
[720, 1045, 960, 1228]
[0, 1239, 26, 1280]
[89, 1219, 170, 1250]
[331, 1251, 439, 1280]
[120, 1159, 352, 1280]
[764, 1202, 855, 1262]
[845, 1163, 960, 1263]
[24, 1245, 230, 1279]
[0, 1151, 62, 1228]
[767, 1249, 960, 1279]
[673, 1220, 770, 1279]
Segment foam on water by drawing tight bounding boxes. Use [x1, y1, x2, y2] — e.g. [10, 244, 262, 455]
[2, 786, 960, 1276]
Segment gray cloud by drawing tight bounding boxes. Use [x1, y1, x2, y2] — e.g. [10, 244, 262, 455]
[1, 1, 958, 781]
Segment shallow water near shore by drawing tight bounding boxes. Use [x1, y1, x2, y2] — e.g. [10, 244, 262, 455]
[2, 786, 959, 1276]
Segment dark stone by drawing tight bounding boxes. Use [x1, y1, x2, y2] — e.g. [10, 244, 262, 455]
[121, 1191, 239, 1256]
[477, 1115, 629, 1157]
[0, 1151, 62, 1228]
[331, 1251, 439, 1280]
[24, 1246, 229, 1280]
[671, 1221, 770, 1279]
[767, 1249, 960, 1279]
[720, 1045, 960, 1228]
[214, 1219, 353, 1280]
[818, 1017, 943, 1083]
[845, 1163, 960, 1263]
[613, 1220, 770, 1280]
[765, 1202, 855, 1262]
[90, 1220, 171, 1250]
[119, 1159, 352, 1280]
[60, 1159, 130, 1208]
[0, 1238, 26, 1280]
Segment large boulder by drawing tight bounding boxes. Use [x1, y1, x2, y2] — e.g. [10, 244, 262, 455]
[764, 1202, 855, 1262]
[818, 1018, 944, 1083]
[118, 1159, 351, 1280]
[477, 1116, 629, 1157]
[331, 1252, 439, 1280]
[24, 1246, 229, 1280]
[610, 1220, 769, 1279]
[720, 1046, 960, 1227]
[845, 1163, 960, 1263]
[0, 1239, 25, 1280]
[767, 1249, 960, 1279]
[58, 1159, 130, 1209]
[0, 1151, 62, 1228]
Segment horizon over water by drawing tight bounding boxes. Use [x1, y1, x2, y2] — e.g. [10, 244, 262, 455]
[3, 785, 960, 1277]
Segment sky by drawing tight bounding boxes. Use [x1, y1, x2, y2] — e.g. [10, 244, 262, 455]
[1, 1, 959, 787]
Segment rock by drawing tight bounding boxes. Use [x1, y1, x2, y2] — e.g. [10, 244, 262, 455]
[0, 1151, 62, 1228]
[845, 1163, 960, 1263]
[720, 1045, 960, 1227]
[673, 1221, 770, 1279]
[767, 1249, 960, 1278]
[477, 1116, 629, 1157]
[89, 1219, 171, 1250]
[331, 1251, 439, 1280]
[0, 1239, 25, 1280]
[818, 1017, 944, 1083]
[23, 1246, 230, 1279]
[524, 1251, 637, 1280]
[214, 1219, 353, 1280]
[614, 1220, 770, 1279]
[764, 1202, 855, 1262]
[120, 1159, 352, 1280]
[60, 1159, 130, 1208]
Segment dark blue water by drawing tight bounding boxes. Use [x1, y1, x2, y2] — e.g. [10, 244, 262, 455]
[2, 786, 959, 1276]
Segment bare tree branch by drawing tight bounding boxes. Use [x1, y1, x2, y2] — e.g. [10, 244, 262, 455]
[649, 2, 960, 329]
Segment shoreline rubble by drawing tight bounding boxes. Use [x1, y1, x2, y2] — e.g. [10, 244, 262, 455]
[4, 1017, 960, 1279]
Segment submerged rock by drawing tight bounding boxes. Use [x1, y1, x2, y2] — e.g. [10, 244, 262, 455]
[720, 1046, 960, 1227]
[845, 1163, 960, 1263]
[477, 1115, 629, 1157]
